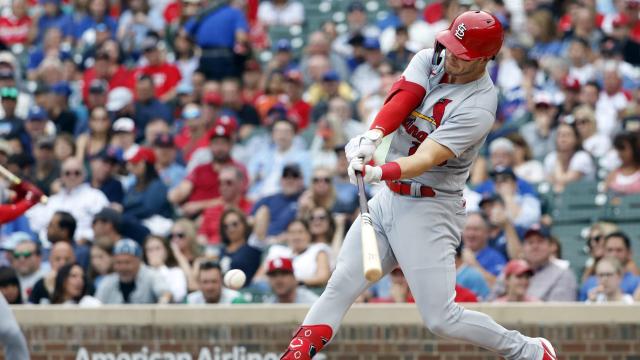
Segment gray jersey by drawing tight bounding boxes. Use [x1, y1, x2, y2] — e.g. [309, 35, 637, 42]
[386, 48, 498, 193]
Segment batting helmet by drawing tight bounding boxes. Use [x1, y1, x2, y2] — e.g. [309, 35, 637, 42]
[435, 10, 504, 61]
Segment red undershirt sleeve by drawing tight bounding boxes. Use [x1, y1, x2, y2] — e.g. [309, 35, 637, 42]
[369, 77, 426, 136]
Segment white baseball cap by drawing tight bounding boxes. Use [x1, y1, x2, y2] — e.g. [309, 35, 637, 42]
[106, 87, 133, 112]
[112, 117, 136, 133]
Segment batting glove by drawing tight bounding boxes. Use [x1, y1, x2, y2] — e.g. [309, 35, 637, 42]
[348, 158, 382, 185]
[345, 130, 383, 163]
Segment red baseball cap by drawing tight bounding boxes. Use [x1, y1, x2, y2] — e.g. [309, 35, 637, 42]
[126, 146, 156, 164]
[214, 115, 238, 133]
[561, 75, 581, 92]
[203, 91, 223, 106]
[267, 257, 294, 275]
[504, 259, 533, 277]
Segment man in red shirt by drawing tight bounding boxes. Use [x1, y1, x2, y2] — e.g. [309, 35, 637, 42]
[134, 36, 182, 103]
[284, 70, 311, 131]
[0, 0, 32, 46]
[168, 122, 247, 218]
[82, 51, 135, 104]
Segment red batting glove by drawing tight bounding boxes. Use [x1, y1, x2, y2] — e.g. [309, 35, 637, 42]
[21, 181, 44, 204]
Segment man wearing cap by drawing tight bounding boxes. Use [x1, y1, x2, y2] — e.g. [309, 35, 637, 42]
[28, 136, 59, 196]
[35, 0, 72, 44]
[134, 75, 173, 138]
[519, 94, 558, 161]
[219, 78, 261, 137]
[86, 79, 109, 110]
[351, 38, 386, 97]
[111, 117, 138, 154]
[186, 261, 245, 304]
[81, 51, 135, 105]
[474, 138, 537, 197]
[105, 87, 135, 120]
[264, 257, 319, 304]
[0, 57, 32, 120]
[152, 134, 186, 190]
[461, 212, 507, 286]
[489, 167, 540, 228]
[334, 1, 381, 59]
[493, 259, 538, 302]
[174, 103, 210, 163]
[122, 147, 173, 220]
[88, 147, 125, 205]
[267, 39, 298, 74]
[283, 70, 312, 131]
[92, 207, 123, 245]
[95, 238, 172, 304]
[0, 87, 25, 138]
[23, 106, 52, 151]
[380, 0, 443, 54]
[47, 81, 77, 135]
[134, 35, 182, 102]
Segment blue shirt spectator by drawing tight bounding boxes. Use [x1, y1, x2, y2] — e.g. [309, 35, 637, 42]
[122, 147, 173, 220]
[184, 5, 248, 48]
[476, 246, 508, 276]
[457, 264, 491, 300]
[578, 273, 640, 301]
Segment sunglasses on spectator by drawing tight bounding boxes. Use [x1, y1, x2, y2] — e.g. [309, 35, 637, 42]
[313, 177, 331, 184]
[224, 221, 241, 230]
[219, 179, 236, 186]
[13, 251, 33, 259]
[310, 214, 328, 221]
[282, 172, 301, 179]
[596, 272, 616, 278]
[589, 235, 603, 243]
[63, 170, 82, 177]
[171, 232, 186, 239]
[575, 118, 591, 125]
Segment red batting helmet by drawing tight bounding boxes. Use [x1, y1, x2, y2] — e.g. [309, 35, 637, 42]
[435, 10, 504, 60]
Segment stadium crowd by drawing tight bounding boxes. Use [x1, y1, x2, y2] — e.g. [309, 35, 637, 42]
[0, 0, 639, 306]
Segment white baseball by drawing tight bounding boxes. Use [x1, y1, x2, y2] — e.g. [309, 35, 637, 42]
[224, 269, 246, 290]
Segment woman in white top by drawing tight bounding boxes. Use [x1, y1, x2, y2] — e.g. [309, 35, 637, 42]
[586, 257, 634, 304]
[51, 263, 101, 306]
[257, 0, 304, 26]
[544, 122, 596, 192]
[144, 235, 187, 302]
[573, 105, 611, 158]
[508, 133, 545, 184]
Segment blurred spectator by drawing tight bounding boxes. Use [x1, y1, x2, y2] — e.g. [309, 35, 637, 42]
[0, 266, 22, 304]
[29, 136, 59, 195]
[46, 211, 90, 270]
[579, 232, 639, 300]
[35, 0, 73, 44]
[264, 257, 319, 304]
[257, 0, 304, 26]
[507, 133, 545, 184]
[53, 134, 76, 163]
[82, 53, 135, 105]
[218, 208, 261, 285]
[116, 0, 164, 56]
[134, 75, 173, 137]
[28, 241, 74, 304]
[88, 239, 113, 289]
[254, 71, 287, 121]
[567, 38, 597, 84]
[0, 87, 25, 139]
[605, 131, 640, 194]
[72, 0, 117, 41]
[586, 257, 634, 303]
[88, 147, 125, 205]
[266, 39, 298, 75]
[374, 267, 478, 303]
[122, 147, 173, 220]
[47, 82, 77, 136]
[144, 118, 171, 146]
[494, 260, 538, 302]
[248, 119, 311, 199]
[220, 78, 261, 137]
[283, 70, 311, 131]
[110, 117, 138, 154]
[143, 235, 187, 302]
[173, 103, 208, 162]
[168, 218, 202, 292]
[0, 0, 32, 47]
[134, 36, 182, 102]
[300, 31, 350, 84]
[490, 168, 541, 228]
[172, 32, 199, 90]
[332, 1, 380, 60]
[521, 225, 577, 301]
[183, 0, 249, 80]
[385, 25, 415, 73]
[527, 9, 563, 60]
[543, 122, 596, 193]
[23, 106, 53, 155]
[27, 157, 109, 242]
[455, 245, 490, 300]
[152, 134, 186, 190]
[0, 57, 32, 120]
[573, 105, 611, 158]
[198, 166, 252, 245]
[95, 238, 172, 304]
[185, 261, 244, 304]
[307, 206, 344, 264]
[519, 93, 558, 162]
[380, 0, 442, 54]
[331, 146, 360, 215]
[351, 38, 385, 98]
[263, 219, 331, 287]
[85, 80, 109, 112]
[298, 167, 341, 219]
[581, 222, 619, 283]
[9, 239, 47, 300]
[308, 70, 356, 120]
[556, 75, 582, 123]
[251, 163, 305, 237]
[50, 263, 99, 305]
[474, 138, 537, 197]
[595, 66, 630, 137]
[91, 208, 123, 245]
[461, 212, 507, 286]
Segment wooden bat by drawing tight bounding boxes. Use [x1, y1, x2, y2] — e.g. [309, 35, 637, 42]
[356, 172, 382, 282]
[0, 164, 48, 204]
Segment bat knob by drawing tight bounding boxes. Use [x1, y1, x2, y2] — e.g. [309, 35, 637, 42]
[365, 268, 383, 282]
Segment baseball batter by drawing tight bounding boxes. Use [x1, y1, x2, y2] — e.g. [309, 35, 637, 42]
[279, 11, 557, 360]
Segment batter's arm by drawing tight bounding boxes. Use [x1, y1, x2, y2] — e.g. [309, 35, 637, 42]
[376, 138, 455, 181]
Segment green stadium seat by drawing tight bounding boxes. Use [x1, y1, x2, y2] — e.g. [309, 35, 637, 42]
[603, 193, 640, 222]
[551, 223, 591, 278]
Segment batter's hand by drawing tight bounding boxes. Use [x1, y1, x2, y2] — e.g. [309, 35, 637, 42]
[345, 129, 383, 163]
[348, 158, 382, 185]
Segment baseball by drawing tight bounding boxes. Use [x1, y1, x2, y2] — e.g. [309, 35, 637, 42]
[224, 269, 246, 290]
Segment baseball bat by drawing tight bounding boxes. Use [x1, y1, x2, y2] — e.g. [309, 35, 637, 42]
[0, 164, 48, 204]
[356, 171, 382, 282]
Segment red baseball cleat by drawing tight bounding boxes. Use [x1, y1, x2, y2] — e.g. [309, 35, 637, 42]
[539, 338, 557, 360]
[280, 324, 333, 360]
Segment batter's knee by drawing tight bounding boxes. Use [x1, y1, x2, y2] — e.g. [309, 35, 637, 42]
[422, 303, 463, 338]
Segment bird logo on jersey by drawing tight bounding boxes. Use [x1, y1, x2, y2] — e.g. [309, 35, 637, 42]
[454, 23, 467, 40]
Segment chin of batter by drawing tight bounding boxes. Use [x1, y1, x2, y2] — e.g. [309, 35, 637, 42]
[280, 10, 557, 360]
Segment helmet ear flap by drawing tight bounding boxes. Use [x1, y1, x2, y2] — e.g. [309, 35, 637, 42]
[433, 42, 446, 66]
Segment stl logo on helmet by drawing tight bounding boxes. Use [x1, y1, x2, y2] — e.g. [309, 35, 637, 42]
[454, 23, 467, 40]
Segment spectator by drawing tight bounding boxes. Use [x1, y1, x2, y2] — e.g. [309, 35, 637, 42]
[95, 238, 172, 304]
[385, 26, 415, 73]
[333, 1, 380, 60]
[257, 0, 304, 26]
[47, 82, 77, 136]
[494, 260, 538, 302]
[474, 138, 537, 197]
[582, 222, 619, 283]
[116, 1, 164, 56]
[91, 208, 123, 246]
[264, 257, 319, 304]
[596, 65, 630, 137]
[168, 218, 202, 292]
[9, 239, 45, 300]
[218, 208, 262, 285]
[110, 117, 138, 156]
[72, 0, 117, 41]
[455, 245, 490, 300]
[172, 32, 199, 91]
[122, 147, 173, 221]
[50, 263, 100, 305]
[251, 164, 305, 238]
[331, 146, 360, 215]
[28, 241, 75, 304]
[605, 131, 640, 194]
[300, 32, 350, 87]
[143, 235, 187, 303]
[307, 206, 344, 264]
[46, 211, 90, 270]
[144, 118, 171, 146]
[35, 0, 73, 44]
[519, 92, 558, 162]
[507, 133, 545, 185]
[573, 105, 611, 158]
[0, 267, 22, 304]
[198, 166, 252, 245]
[283, 70, 311, 132]
[29, 137, 59, 196]
[579, 232, 639, 300]
[527, 9, 563, 60]
[543, 122, 596, 193]
[82, 53, 135, 106]
[0, 86, 25, 139]
[53, 134, 76, 162]
[490, 167, 541, 228]
[219, 78, 261, 138]
[586, 257, 634, 304]
[461, 212, 507, 286]
[23, 106, 53, 156]
[379, 0, 442, 54]
[135, 36, 182, 102]
[88, 147, 125, 205]
[248, 119, 311, 199]
[374, 267, 478, 303]
[298, 167, 341, 219]
[76, 106, 111, 164]
[520, 224, 578, 301]
[88, 239, 113, 289]
[0, 0, 32, 47]
[183, 0, 249, 80]
[173, 103, 208, 162]
[185, 261, 245, 304]
[134, 75, 173, 137]
[254, 71, 287, 121]
[351, 38, 385, 98]
[152, 134, 186, 190]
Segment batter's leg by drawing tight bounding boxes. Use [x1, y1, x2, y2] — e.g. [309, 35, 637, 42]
[280, 190, 398, 360]
[389, 195, 544, 360]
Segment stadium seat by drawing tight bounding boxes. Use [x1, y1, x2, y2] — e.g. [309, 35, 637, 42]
[603, 193, 640, 222]
[551, 223, 591, 278]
